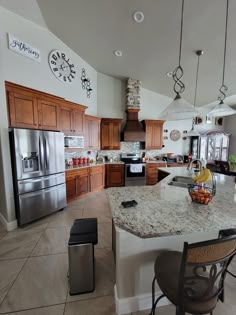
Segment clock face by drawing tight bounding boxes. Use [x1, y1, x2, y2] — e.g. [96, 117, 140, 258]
[49, 50, 76, 83]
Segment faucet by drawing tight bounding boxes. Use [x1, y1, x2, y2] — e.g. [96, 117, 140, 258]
[187, 159, 203, 172]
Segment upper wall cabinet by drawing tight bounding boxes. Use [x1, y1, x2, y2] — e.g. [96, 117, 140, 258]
[84, 115, 101, 150]
[60, 101, 87, 136]
[6, 82, 63, 131]
[6, 82, 87, 134]
[101, 118, 123, 150]
[143, 120, 165, 150]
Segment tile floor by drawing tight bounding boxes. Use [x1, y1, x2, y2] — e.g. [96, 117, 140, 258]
[0, 190, 235, 314]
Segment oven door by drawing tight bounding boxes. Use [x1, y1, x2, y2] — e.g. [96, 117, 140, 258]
[125, 164, 146, 179]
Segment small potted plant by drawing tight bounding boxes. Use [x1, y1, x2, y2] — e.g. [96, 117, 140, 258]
[229, 154, 236, 171]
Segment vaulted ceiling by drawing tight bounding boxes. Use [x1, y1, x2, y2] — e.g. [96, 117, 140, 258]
[1, 0, 236, 107]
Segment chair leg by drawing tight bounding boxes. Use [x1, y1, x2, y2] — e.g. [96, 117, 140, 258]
[149, 278, 165, 315]
[227, 270, 236, 278]
[176, 306, 185, 315]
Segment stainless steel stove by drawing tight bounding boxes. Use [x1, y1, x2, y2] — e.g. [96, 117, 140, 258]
[120, 153, 146, 186]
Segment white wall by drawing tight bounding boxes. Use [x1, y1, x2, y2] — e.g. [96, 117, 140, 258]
[0, 7, 97, 225]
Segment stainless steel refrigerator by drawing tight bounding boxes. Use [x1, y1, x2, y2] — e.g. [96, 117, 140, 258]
[10, 128, 67, 226]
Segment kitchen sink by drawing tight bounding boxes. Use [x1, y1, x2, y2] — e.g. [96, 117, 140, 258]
[168, 176, 194, 188]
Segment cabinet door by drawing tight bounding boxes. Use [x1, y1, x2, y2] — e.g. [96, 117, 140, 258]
[145, 125, 153, 150]
[38, 99, 60, 131]
[106, 165, 124, 187]
[84, 118, 89, 148]
[90, 120, 100, 149]
[66, 175, 77, 202]
[8, 91, 38, 128]
[152, 124, 163, 148]
[78, 174, 90, 196]
[112, 123, 121, 149]
[73, 109, 84, 135]
[146, 164, 158, 185]
[90, 173, 104, 191]
[61, 107, 73, 135]
[101, 122, 110, 149]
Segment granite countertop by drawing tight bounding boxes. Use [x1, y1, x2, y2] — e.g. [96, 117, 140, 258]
[65, 161, 124, 171]
[107, 167, 236, 238]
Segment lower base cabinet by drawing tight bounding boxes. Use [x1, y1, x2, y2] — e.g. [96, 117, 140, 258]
[66, 165, 104, 202]
[146, 163, 167, 185]
[105, 164, 124, 188]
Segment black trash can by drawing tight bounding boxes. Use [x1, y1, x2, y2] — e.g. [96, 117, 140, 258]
[68, 218, 98, 295]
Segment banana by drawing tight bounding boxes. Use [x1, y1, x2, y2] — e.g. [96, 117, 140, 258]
[193, 167, 212, 183]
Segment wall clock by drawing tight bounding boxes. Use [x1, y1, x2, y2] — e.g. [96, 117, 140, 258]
[49, 50, 76, 83]
[170, 130, 181, 141]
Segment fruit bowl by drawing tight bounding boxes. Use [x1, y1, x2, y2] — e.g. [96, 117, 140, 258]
[188, 185, 216, 205]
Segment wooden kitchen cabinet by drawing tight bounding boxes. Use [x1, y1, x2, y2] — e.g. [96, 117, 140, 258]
[6, 82, 87, 133]
[143, 120, 165, 150]
[60, 101, 87, 135]
[84, 115, 101, 150]
[66, 165, 105, 202]
[6, 81, 63, 130]
[37, 99, 60, 131]
[90, 165, 105, 192]
[146, 162, 167, 185]
[106, 164, 124, 187]
[66, 168, 89, 202]
[101, 118, 122, 150]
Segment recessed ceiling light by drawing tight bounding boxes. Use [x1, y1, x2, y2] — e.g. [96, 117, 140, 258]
[166, 71, 173, 77]
[132, 11, 144, 23]
[114, 50, 123, 57]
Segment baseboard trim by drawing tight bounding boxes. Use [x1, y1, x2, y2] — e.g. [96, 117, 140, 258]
[114, 285, 170, 315]
[0, 213, 17, 231]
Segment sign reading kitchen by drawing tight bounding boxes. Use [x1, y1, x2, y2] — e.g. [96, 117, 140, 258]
[8, 34, 41, 63]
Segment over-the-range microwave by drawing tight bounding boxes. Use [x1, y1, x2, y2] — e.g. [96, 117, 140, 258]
[64, 136, 84, 148]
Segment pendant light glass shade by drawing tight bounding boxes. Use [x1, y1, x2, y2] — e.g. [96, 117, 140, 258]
[160, 95, 199, 121]
[159, 0, 199, 121]
[207, 101, 236, 117]
[207, 0, 236, 118]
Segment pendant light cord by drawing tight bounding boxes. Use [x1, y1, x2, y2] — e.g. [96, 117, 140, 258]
[172, 0, 185, 96]
[194, 54, 200, 108]
[178, 0, 184, 66]
[218, 0, 229, 102]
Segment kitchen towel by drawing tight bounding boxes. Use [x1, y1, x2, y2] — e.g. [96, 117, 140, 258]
[130, 164, 142, 173]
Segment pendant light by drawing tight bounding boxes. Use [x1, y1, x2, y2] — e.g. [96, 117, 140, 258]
[159, 0, 199, 121]
[207, 0, 236, 117]
[186, 50, 204, 137]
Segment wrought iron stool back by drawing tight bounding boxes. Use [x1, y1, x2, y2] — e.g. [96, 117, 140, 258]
[150, 235, 236, 315]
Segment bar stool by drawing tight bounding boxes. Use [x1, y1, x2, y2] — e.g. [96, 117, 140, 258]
[149, 235, 236, 315]
[219, 228, 236, 279]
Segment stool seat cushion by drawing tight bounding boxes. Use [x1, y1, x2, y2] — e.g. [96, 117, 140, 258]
[154, 250, 218, 314]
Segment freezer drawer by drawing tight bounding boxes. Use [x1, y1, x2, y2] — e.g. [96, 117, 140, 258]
[17, 173, 65, 194]
[17, 183, 66, 225]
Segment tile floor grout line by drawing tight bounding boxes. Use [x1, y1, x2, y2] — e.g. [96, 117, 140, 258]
[0, 302, 66, 315]
[0, 229, 46, 311]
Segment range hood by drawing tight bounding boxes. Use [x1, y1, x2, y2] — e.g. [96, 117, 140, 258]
[123, 109, 146, 142]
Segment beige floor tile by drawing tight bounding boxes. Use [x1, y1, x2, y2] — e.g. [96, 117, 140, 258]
[0, 230, 43, 260]
[0, 258, 26, 305]
[0, 224, 6, 234]
[3, 304, 65, 315]
[47, 208, 83, 228]
[0, 253, 68, 313]
[67, 248, 115, 302]
[83, 208, 111, 223]
[31, 227, 70, 256]
[64, 295, 116, 315]
[0, 233, 7, 241]
[96, 222, 112, 249]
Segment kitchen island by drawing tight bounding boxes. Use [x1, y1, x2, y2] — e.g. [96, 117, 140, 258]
[107, 167, 236, 314]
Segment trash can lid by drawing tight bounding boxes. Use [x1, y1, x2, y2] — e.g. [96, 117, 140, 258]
[70, 218, 98, 236]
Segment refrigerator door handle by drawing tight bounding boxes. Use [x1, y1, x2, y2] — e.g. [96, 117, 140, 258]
[44, 136, 50, 170]
[39, 135, 44, 172]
